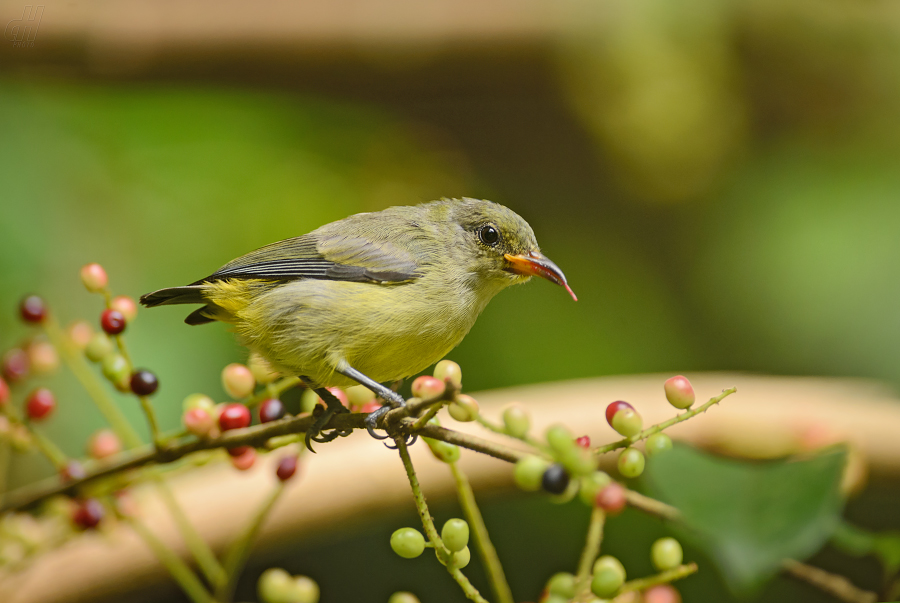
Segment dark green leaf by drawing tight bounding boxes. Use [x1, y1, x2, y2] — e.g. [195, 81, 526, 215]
[643, 444, 847, 596]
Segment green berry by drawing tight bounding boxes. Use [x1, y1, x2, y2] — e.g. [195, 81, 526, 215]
[390, 527, 426, 559]
[645, 433, 673, 456]
[546, 424, 576, 453]
[593, 555, 626, 580]
[514, 455, 548, 491]
[501, 403, 530, 438]
[300, 389, 321, 413]
[452, 545, 471, 568]
[291, 576, 319, 603]
[101, 353, 130, 385]
[258, 568, 292, 603]
[433, 360, 462, 387]
[543, 596, 569, 603]
[611, 408, 643, 437]
[559, 447, 597, 477]
[423, 437, 461, 463]
[618, 447, 645, 478]
[183, 393, 215, 413]
[346, 384, 376, 408]
[388, 593, 421, 603]
[591, 566, 624, 598]
[664, 375, 695, 409]
[547, 572, 577, 598]
[441, 518, 469, 552]
[579, 471, 612, 506]
[84, 333, 114, 363]
[448, 394, 479, 422]
[651, 537, 683, 571]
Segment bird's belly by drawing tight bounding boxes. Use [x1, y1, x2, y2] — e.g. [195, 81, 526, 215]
[237, 279, 481, 387]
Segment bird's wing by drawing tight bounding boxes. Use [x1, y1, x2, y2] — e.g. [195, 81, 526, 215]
[196, 233, 421, 284]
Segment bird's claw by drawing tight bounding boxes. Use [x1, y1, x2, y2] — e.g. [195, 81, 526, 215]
[383, 433, 418, 449]
[363, 393, 412, 444]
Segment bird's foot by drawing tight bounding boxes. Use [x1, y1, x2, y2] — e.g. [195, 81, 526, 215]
[363, 391, 417, 447]
[304, 391, 352, 453]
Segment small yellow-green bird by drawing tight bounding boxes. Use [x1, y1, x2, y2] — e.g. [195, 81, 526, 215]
[141, 198, 575, 447]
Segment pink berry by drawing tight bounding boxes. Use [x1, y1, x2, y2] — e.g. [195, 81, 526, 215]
[218, 403, 251, 431]
[230, 447, 256, 470]
[100, 309, 126, 335]
[61, 459, 87, 481]
[110, 295, 138, 322]
[80, 263, 108, 292]
[664, 376, 695, 409]
[411, 375, 445, 399]
[184, 407, 215, 436]
[576, 435, 591, 448]
[27, 340, 59, 374]
[258, 398, 286, 423]
[67, 320, 94, 349]
[88, 429, 122, 459]
[221, 363, 255, 399]
[26, 388, 56, 420]
[276, 455, 299, 481]
[73, 498, 105, 529]
[2, 348, 30, 382]
[0, 376, 9, 406]
[227, 445, 251, 457]
[130, 370, 159, 396]
[325, 387, 349, 408]
[359, 401, 381, 414]
[605, 401, 635, 426]
[643, 585, 682, 603]
[20, 295, 47, 323]
[595, 482, 627, 514]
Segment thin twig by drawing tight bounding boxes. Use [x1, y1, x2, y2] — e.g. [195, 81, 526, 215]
[617, 563, 699, 595]
[782, 559, 878, 603]
[574, 506, 606, 597]
[623, 489, 681, 521]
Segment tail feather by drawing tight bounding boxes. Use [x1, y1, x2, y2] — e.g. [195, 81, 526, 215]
[140, 286, 205, 308]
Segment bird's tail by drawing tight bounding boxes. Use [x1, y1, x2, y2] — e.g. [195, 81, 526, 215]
[139, 285, 219, 325]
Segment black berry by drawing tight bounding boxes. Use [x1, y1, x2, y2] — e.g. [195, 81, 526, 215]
[541, 463, 570, 494]
[130, 370, 159, 396]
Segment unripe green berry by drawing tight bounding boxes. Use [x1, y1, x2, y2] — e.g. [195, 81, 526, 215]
[645, 433, 673, 456]
[346, 384, 376, 408]
[291, 576, 320, 603]
[611, 408, 643, 437]
[651, 537, 683, 571]
[593, 555, 626, 580]
[433, 359, 462, 387]
[448, 394, 479, 422]
[547, 572, 577, 598]
[579, 471, 612, 506]
[390, 527, 426, 559]
[543, 596, 569, 603]
[84, 333, 114, 363]
[591, 566, 624, 598]
[514, 455, 549, 491]
[388, 592, 421, 603]
[664, 375, 695, 409]
[559, 446, 597, 477]
[101, 353, 130, 386]
[441, 518, 469, 552]
[300, 389, 320, 413]
[423, 437, 460, 463]
[437, 545, 470, 568]
[258, 568, 292, 603]
[546, 423, 576, 453]
[618, 447, 645, 478]
[501, 403, 530, 438]
[183, 393, 216, 413]
[80, 263, 108, 293]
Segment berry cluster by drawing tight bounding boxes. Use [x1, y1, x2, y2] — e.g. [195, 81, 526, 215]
[390, 517, 472, 569]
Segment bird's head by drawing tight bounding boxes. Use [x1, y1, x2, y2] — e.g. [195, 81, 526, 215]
[447, 198, 577, 301]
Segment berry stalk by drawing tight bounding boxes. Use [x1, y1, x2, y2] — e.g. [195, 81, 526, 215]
[574, 506, 607, 597]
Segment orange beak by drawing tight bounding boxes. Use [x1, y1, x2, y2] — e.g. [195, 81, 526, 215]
[504, 251, 577, 301]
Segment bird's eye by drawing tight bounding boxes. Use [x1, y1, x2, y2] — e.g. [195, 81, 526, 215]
[478, 225, 501, 247]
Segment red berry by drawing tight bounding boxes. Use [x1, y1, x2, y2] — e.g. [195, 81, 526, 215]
[595, 482, 627, 514]
[130, 370, 159, 396]
[184, 407, 215, 437]
[276, 455, 299, 481]
[20, 295, 47, 323]
[359, 401, 381, 414]
[218, 403, 251, 431]
[324, 387, 349, 408]
[0, 376, 9, 406]
[61, 459, 87, 481]
[26, 388, 56, 420]
[230, 447, 256, 470]
[411, 375, 445, 399]
[100, 309, 126, 335]
[88, 429, 122, 459]
[576, 435, 591, 448]
[2, 348, 30, 382]
[605, 401, 635, 426]
[73, 498, 105, 529]
[664, 375, 695, 409]
[643, 585, 682, 603]
[227, 445, 251, 457]
[258, 398, 286, 423]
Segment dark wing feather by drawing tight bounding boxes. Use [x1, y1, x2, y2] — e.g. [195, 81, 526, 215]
[194, 233, 421, 285]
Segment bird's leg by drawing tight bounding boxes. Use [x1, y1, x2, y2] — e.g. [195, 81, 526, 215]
[335, 366, 415, 445]
[303, 381, 352, 452]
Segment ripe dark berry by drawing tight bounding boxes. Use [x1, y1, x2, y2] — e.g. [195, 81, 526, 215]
[26, 388, 56, 420]
[227, 445, 251, 457]
[20, 295, 47, 323]
[576, 435, 591, 448]
[218, 403, 251, 431]
[605, 401, 635, 425]
[595, 482, 627, 514]
[100, 309, 126, 335]
[130, 370, 159, 396]
[276, 455, 298, 481]
[541, 463, 570, 494]
[73, 498, 105, 529]
[2, 348, 30, 382]
[259, 398, 286, 423]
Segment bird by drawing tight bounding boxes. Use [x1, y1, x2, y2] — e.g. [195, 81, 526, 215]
[140, 198, 576, 449]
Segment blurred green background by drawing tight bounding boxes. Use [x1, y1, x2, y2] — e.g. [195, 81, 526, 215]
[1, 0, 899, 600]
